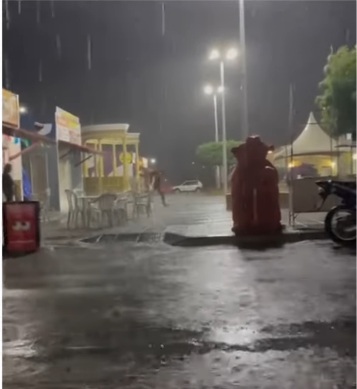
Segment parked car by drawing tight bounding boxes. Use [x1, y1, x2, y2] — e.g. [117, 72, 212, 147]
[172, 180, 203, 193]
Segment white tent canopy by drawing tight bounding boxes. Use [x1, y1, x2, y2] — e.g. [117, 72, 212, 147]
[275, 112, 336, 159]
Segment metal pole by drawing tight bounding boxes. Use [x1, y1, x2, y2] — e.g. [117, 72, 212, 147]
[213, 94, 219, 143]
[213, 94, 220, 189]
[220, 61, 228, 195]
[288, 84, 294, 226]
[239, 0, 249, 139]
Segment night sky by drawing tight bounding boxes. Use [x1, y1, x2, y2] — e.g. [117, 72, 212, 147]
[3, 0, 356, 182]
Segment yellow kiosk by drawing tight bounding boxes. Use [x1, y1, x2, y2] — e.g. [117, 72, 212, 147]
[81, 123, 140, 195]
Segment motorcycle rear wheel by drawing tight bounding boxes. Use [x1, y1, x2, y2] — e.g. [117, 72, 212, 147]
[325, 205, 356, 246]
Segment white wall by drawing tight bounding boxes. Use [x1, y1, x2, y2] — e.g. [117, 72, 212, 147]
[3, 136, 23, 200]
[57, 146, 86, 212]
[58, 150, 73, 213]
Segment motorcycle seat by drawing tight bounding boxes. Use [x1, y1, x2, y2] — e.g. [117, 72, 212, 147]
[332, 181, 356, 190]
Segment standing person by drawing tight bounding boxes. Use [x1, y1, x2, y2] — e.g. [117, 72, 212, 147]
[151, 170, 167, 206]
[3, 163, 14, 202]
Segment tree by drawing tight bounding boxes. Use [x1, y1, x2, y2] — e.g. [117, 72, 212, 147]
[196, 140, 242, 167]
[316, 46, 356, 139]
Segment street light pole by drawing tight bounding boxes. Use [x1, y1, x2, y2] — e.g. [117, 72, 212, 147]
[213, 94, 219, 143]
[212, 93, 220, 189]
[220, 61, 228, 195]
[204, 84, 222, 190]
[207, 47, 236, 195]
[239, 0, 249, 139]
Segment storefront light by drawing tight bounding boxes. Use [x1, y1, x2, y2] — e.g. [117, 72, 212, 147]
[353, 153, 357, 160]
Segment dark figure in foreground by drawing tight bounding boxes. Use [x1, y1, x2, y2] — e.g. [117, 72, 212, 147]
[151, 170, 167, 206]
[3, 163, 14, 202]
[231, 136, 281, 235]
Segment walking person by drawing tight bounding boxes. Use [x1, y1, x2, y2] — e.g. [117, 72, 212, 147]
[151, 170, 168, 207]
[3, 163, 15, 202]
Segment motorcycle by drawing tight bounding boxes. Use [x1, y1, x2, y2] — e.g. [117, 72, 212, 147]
[316, 180, 356, 246]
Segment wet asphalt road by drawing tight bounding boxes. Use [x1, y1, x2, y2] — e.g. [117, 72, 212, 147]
[3, 240, 356, 388]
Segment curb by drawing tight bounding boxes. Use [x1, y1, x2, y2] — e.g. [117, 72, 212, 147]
[43, 232, 164, 247]
[41, 230, 328, 249]
[163, 230, 328, 248]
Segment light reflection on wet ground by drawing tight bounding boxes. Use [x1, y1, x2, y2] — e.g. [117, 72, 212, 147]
[3, 241, 356, 388]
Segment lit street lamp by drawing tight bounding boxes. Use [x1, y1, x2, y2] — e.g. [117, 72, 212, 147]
[208, 47, 238, 195]
[204, 84, 223, 189]
[19, 105, 28, 115]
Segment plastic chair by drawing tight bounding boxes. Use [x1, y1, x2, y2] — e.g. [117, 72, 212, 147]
[31, 191, 50, 223]
[90, 193, 118, 228]
[115, 193, 129, 223]
[73, 188, 84, 197]
[65, 189, 84, 229]
[133, 192, 152, 218]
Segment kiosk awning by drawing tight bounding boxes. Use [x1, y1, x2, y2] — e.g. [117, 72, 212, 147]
[58, 140, 104, 166]
[3, 124, 56, 144]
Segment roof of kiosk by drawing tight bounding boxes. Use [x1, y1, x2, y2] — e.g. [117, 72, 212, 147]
[82, 123, 130, 133]
[81, 123, 140, 145]
[275, 112, 337, 158]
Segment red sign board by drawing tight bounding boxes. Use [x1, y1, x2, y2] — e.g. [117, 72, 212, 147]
[3, 202, 40, 254]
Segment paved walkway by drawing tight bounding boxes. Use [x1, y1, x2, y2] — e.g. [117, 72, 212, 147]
[42, 194, 326, 243]
[3, 240, 355, 388]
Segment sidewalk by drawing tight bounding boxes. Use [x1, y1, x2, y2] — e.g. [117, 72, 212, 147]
[42, 194, 327, 246]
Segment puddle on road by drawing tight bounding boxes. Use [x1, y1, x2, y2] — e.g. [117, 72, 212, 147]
[4, 318, 355, 364]
[260, 318, 356, 357]
[3, 316, 355, 388]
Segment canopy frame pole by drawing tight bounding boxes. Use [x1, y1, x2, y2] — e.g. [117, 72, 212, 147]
[75, 154, 93, 167]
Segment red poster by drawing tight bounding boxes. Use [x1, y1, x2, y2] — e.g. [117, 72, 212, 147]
[3, 202, 40, 254]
